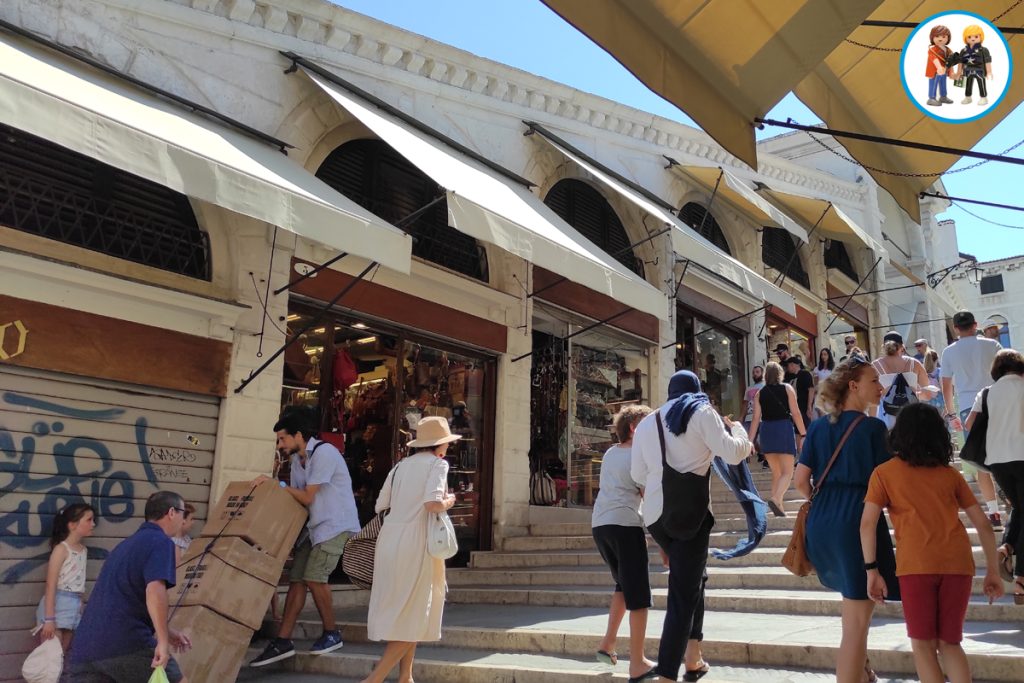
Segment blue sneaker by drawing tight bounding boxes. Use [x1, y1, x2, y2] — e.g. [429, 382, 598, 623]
[310, 630, 343, 655]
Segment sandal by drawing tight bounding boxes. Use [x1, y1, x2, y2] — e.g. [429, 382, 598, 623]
[862, 658, 877, 683]
[767, 500, 786, 518]
[683, 660, 710, 682]
[998, 546, 1014, 583]
[628, 670, 660, 683]
[595, 650, 617, 666]
[1014, 578, 1024, 606]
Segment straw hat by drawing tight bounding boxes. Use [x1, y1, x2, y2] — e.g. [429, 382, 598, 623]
[407, 416, 462, 448]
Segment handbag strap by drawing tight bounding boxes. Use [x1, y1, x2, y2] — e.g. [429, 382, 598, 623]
[810, 414, 865, 501]
[982, 387, 989, 416]
[656, 412, 668, 468]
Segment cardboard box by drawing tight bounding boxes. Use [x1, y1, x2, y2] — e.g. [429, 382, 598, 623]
[169, 605, 252, 683]
[201, 480, 307, 561]
[172, 537, 278, 629]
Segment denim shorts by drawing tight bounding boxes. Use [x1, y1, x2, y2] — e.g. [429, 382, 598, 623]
[36, 590, 82, 630]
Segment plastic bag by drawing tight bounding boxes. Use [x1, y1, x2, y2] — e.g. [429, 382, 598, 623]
[21, 638, 62, 683]
[149, 665, 170, 683]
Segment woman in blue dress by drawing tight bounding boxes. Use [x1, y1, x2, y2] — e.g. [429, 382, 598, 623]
[794, 356, 899, 683]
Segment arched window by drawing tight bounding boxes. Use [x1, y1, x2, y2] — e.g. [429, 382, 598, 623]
[679, 202, 731, 255]
[0, 124, 210, 280]
[316, 139, 488, 282]
[761, 227, 809, 288]
[990, 313, 1012, 347]
[824, 240, 858, 281]
[544, 178, 641, 274]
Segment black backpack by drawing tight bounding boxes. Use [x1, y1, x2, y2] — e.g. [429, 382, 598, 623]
[881, 370, 917, 416]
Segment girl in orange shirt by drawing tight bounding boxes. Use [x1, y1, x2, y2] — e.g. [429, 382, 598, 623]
[925, 25, 953, 106]
[860, 403, 1002, 683]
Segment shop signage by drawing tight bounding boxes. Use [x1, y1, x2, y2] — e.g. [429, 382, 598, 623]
[0, 319, 28, 359]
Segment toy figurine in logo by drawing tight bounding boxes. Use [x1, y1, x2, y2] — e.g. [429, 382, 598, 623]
[925, 25, 954, 106]
[950, 24, 994, 105]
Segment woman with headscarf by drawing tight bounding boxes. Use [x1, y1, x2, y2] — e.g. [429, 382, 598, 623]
[631, 371, 752, 682]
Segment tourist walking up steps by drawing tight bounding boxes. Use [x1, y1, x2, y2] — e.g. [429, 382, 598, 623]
[941, 311, 1003, 529]
[632, 370, 752, 683]
[793, 356, 898, 683]
[964, 349, 1024, 604]
[747, 362, 806, 518]
[862, 402, 1003, 683]
[360, 416, 458, 683]
[872, 331, 934, 430]
[591, 404, 657, 680]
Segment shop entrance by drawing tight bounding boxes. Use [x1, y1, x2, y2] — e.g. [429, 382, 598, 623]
[675, 306, 746, 418]
[281, 304, 495, 567]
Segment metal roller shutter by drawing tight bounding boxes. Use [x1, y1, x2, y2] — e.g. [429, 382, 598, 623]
[0, 365, 218, 680]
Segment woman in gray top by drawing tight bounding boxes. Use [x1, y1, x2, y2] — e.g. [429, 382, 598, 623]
[592, 404, 656, 681]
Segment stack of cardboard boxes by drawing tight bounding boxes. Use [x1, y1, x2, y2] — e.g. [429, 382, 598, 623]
[169, 481, 307, 683]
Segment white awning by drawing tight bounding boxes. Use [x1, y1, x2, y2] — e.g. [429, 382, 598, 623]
[300, 67, 668, 321]
[757, 187, 888, 259]
[668, 163, 808, 242]
[530, 129, 795, 316]
[0, 33, 412, 273]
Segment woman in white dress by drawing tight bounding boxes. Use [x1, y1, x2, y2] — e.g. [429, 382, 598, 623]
[872, 331, 934, 429]
[362, 416, 458, 683]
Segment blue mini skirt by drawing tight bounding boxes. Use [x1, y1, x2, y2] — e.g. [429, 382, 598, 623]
[759, 419, 797, 455]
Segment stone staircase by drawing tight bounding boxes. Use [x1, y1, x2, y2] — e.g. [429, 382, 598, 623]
[254, 464, 1022, 682]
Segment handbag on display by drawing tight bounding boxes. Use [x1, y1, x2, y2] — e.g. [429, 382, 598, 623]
[530, 469, 557, 505]
[782, 415, 864, 577]
[960, 388, 990, 472]
[653, 413, 711, 541]
[427, 511, 458, 559]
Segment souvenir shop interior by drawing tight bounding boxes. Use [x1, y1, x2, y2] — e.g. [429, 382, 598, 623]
[825, 307, 870, 361]
[766, 317, 816, 367]
[528, 308, 651, 508]
[281, 304, 494, 568]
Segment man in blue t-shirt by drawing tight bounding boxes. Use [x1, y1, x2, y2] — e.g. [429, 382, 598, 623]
[250, 406, 361, 667]
[68, 491, 192, 682]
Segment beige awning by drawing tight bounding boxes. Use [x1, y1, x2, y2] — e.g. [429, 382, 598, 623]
[757, 187, 888, 259]
[888, 259, 925, 286]
[540, 0, 884, 168]
[300, 66, 669, 321]
[794, 1, 1024, 222]
[0, 32, 412, 273]
[668, 163, 808, 242]
[528, 126, 796, 315]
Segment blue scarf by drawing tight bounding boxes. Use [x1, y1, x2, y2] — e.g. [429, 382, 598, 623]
[665, 370, 710, 435]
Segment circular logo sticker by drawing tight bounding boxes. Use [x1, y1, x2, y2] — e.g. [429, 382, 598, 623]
[900, 11, 1013, 123]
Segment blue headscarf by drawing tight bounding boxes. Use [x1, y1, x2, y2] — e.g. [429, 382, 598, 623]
[665, 370, 710, 435]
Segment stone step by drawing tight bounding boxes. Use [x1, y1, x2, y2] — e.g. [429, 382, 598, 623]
[286, 604, 1023, 682]
[505, 526, 990, 552]
[448, 565, 998, 595]
[470, 545, 994, 569]
[444, 584, 1022, 622]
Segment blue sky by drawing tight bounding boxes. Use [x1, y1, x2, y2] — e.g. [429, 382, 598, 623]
[333, 0, 1024, 261]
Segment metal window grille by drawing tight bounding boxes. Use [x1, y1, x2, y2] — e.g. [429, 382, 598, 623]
[823, 240, 858, 281]
[980, 274, 1004, 295]
[678, 202, 731, 255]
[544, 178, 642, 275]
[761, 226, 809, 288]
[316, 139, 488, 282]
[0, 124, 210, 280]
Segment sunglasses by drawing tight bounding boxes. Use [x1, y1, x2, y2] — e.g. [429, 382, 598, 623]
[172, 506, 187, 515]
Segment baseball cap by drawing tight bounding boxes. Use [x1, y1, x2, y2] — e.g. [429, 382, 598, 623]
[773, 344, 789, 354]
[913, 338, 928, 347]
[883, 331, 903, 345]
[953, 311, 976, 328]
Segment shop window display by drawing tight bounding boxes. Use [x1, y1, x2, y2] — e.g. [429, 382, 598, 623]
[675, 307, 744, 418]
[280, 307, 493, 568]
[529, 313, 650, 507]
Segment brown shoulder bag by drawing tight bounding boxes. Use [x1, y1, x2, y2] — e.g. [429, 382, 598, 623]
[781, 414, 865, 577]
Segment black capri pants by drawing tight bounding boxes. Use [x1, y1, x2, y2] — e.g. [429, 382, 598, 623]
[592, 524, 653, 610]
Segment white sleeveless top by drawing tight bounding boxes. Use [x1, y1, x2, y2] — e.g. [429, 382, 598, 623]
[873, 357, 919, 428]
[57, 541, 87, 593]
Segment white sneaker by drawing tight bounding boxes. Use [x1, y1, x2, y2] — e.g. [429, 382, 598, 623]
[962, 97, 972, 104]
[978, 97, 988, 105]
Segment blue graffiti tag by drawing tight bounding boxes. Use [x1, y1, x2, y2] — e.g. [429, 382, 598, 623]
[0, 392, 160, 584]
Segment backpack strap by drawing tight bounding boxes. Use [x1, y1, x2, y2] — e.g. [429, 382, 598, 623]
[656, 412, 668, 469]
[811, 414, 865, 501]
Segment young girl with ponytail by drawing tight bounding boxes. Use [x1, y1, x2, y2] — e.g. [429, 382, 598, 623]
[35, 503, 96, 651]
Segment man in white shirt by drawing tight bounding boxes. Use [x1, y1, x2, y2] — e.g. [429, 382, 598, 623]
[941, 310, 1003, 529]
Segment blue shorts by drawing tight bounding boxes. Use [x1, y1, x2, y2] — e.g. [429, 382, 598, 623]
[36, 590, 83, 630]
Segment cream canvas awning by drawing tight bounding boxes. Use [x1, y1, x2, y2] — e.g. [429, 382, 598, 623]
[0, 32, 412, 273]
[794, 1, 1024, 222]
[667, 162, 808, 242]
[540, 0, 884, 169]
[758, 187, 888, 259]
[299, 66, 669, 321]
[529, 126, 795, 316]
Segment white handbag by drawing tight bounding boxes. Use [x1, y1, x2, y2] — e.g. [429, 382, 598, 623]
[427, 511, 458, 560]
